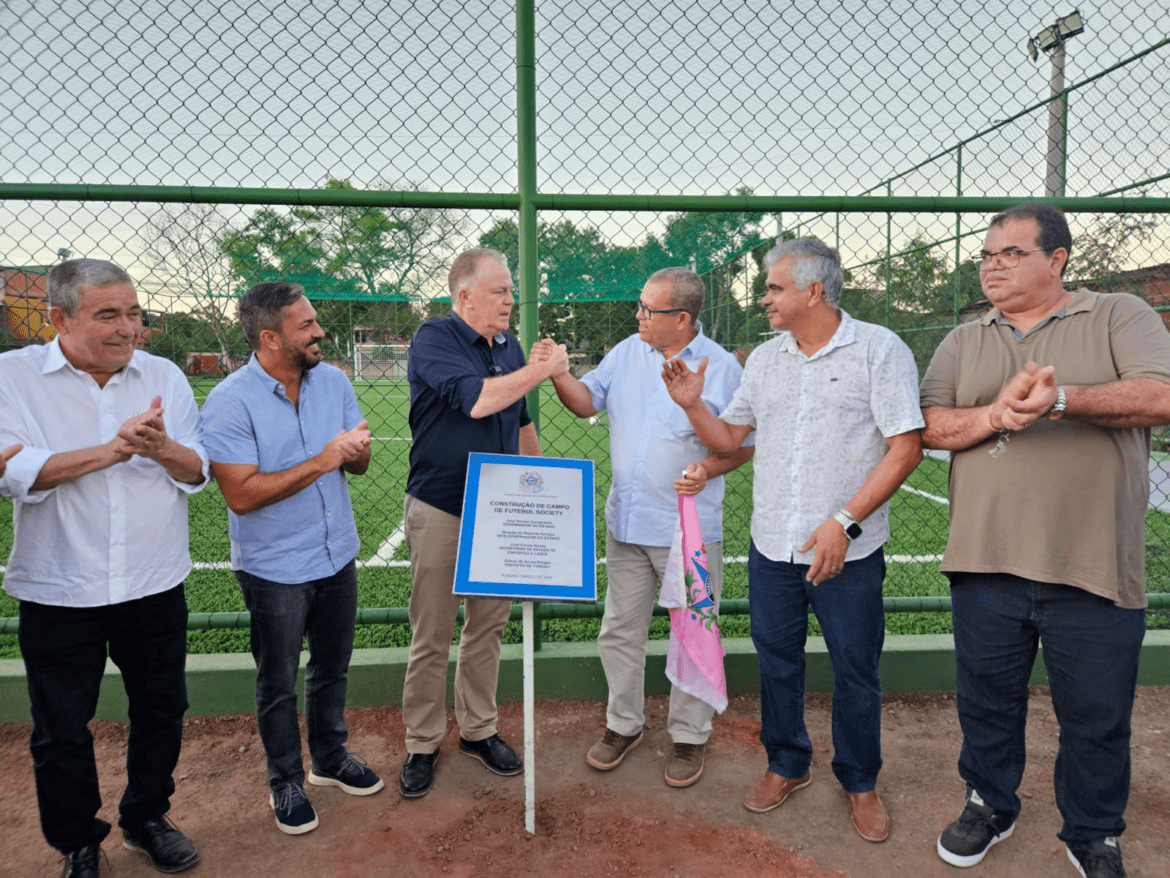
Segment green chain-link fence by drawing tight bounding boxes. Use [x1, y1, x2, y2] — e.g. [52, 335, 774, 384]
[2, 1, 1169, 656]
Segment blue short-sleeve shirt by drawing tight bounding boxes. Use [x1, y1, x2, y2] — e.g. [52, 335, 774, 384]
[198, 355, 364, 582]
[406, 313, 531, 517]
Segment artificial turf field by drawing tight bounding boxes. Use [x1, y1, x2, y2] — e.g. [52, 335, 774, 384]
[2, 377, 1168, 658]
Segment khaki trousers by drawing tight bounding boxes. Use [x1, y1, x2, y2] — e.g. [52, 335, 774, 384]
[600, 531, 723, 744]
[401, 494, 512, 753]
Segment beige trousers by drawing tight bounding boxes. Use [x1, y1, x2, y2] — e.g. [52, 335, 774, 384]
[600, 531, 723, 745]
[401, 494, 512, 753]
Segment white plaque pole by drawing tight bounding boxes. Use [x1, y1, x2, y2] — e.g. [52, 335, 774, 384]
[523, 600, 536, 834]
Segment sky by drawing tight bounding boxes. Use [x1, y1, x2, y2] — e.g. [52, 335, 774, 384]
[0, 0, 1166, 292]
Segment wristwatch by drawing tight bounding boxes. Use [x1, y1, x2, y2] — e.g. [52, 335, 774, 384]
[832, 509, 863, 540]
[1048, 385, 1067, 419]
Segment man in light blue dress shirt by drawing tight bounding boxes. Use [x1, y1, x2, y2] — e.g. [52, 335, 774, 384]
[547, 267, 752, 788]
[199, 282, 383, 837]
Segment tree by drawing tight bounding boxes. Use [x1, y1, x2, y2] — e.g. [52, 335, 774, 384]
[139, 203, 244, 371]
[857, 236, 951, 314]
[1068, 210, 1162, 292]
[216, 178, 465, 355]
[661, 188, 770, 345]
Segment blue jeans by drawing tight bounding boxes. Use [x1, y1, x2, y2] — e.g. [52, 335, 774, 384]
[950, 573, 1145, 843]
[236, 560, 357, 789]
[19, 585, 189, 854]
[748, 541, 886, 792]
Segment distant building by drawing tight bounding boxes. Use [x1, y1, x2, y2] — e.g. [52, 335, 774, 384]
[2, 264, 165, 347]
[2, 266, 53, 344]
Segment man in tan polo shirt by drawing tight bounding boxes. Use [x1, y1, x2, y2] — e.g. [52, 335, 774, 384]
[920, 202, 1170, 878]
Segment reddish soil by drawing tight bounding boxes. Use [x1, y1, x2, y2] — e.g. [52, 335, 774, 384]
[3, 687, 1169, 877]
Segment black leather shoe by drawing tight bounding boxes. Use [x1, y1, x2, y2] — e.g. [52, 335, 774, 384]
[122, 817, 200, 873]
[399, 749, 439, 799]
[60, 844, 102, 878]
[459, 733, 523, 776]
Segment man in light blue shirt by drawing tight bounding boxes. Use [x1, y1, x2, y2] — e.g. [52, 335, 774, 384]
[547, 267, 752, 788]
[199, 282, 383, 837]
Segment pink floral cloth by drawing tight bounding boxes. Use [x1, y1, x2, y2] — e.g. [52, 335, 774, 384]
[659, 494, 728, 713]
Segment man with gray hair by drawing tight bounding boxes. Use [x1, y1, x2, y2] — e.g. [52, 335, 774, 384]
[0, 259, 207, 876]
[545, 266, 752, 787]
[399, 249, 567, 799]
[199, 282, 381, 837]
[662, 239, 923, 842]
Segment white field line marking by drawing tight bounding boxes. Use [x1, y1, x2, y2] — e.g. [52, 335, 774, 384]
[900, 484, 949, 505]
[370, 522, 408, 565]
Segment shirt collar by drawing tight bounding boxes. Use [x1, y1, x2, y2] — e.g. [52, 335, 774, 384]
[775, 309, 857, 359]
[246, 351, 315, 399]
[639, 322, 706, 358]
[41, 336, 142, 381]
[981, 288, 1097, 333]
[450, 311, 509, 348]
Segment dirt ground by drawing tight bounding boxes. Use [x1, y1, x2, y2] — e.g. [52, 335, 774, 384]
[2, 687, 1168, 878]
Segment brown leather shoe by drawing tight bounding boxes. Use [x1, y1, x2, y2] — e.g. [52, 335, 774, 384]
[847, 790, 889, 842]
[742, 768, 812, 813]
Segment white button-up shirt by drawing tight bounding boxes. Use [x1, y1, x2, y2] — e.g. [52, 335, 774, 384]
[0, 339, 208, 607]
[721, 311, 923, 563]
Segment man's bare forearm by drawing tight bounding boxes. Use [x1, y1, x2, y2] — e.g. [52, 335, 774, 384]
[31, 443, 127, 490]
[549, 372, 597, 418]
[470, 363, 554, 419]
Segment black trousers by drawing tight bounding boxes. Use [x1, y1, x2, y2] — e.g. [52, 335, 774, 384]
[19, 584, 189, 854]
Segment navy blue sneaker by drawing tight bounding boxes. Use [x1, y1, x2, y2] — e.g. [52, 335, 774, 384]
[269, 783, 318, 835]
[309, 752, 384, 796]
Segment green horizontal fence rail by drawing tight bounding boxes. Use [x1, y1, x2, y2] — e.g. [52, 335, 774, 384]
[5, 593, 1170, 638]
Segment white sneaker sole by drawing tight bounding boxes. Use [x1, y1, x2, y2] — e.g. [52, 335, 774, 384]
[936, 822, 1014, 867]
[269, 793, 319, 835]
[308, 769, 385, 796]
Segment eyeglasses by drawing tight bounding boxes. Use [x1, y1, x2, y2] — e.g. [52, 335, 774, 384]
[636, 298, 686, 318]
[970, 247, 1045, 270]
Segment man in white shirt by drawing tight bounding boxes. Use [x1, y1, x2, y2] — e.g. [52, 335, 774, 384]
[0, 259, 208, 878]
[663, 239, 923, 843]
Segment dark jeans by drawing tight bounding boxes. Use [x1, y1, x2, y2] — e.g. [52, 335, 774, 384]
[235, 560, 357, 790]
[19, 585, 189, 855]
[951, 573, 1145, 843]
[748, 541, 886, 792]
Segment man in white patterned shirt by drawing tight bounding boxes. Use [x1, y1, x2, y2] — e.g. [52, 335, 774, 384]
[662, 238, 923, 843]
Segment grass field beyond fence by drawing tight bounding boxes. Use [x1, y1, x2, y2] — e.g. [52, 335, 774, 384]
[2, 376, 1168, 659]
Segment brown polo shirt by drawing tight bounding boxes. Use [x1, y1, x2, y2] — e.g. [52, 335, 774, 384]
[920, 289, 1170, 608]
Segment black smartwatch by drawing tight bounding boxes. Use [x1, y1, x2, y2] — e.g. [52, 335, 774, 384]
[832, 510, 863, 540]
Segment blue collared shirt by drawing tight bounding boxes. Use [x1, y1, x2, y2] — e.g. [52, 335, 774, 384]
[582, 327, 749, 547]
[406, 313, 532, 517]
[198, 355, 363, 583]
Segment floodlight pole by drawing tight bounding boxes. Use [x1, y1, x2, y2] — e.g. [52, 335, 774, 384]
[1044, 41, 1069, 198]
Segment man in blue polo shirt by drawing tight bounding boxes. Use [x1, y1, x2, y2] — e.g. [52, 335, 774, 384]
[199, 282, 383, 836]
[399, 248, 567, 799]
[546, 267, 752, 788]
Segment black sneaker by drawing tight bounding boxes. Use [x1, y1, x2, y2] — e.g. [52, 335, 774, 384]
[269, 783, 319, 835]
[1066, 837, 1126, 878]
[122, 817, 200, 873]
[60, 844, 103, 878]
[309, 752, 385, 796]
[936, 790, 1016, 867]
